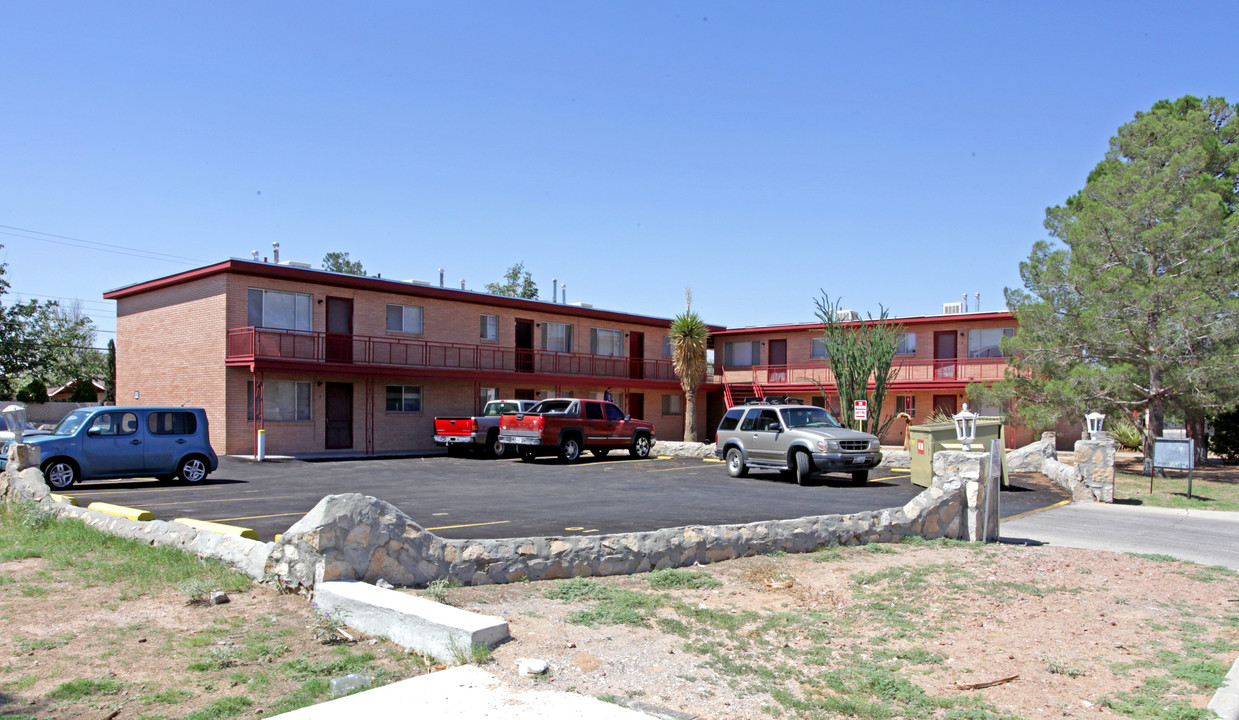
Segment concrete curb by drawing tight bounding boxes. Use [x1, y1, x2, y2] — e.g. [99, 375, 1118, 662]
[312, 581, 509, 662]
[1210, 654, 1239, 720]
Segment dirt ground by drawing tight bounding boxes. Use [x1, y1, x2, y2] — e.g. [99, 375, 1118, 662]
[3, 527, 1238, 719]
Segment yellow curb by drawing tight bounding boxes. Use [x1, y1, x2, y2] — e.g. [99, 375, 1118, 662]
[887, 468, 912, 473]
[49, 493, 78, 506]
[174, 518, 259, 540]
[88, 502, 155, 521]
[274, 534, 282, 543]
[1003, 499, 1071, 522]
[702, 458, 723, 463]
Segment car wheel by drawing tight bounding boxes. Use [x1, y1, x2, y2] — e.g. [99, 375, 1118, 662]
[558, 436, 582, 463]
[41, 459, 78, 489]
[725, 448, 747, 478]
[488, 431, 507, 459]
[851, 470, 869, 484]
[630, 434, 651, 459]
[519, 448, 537, 463]
[794, 451, 813, 486]
[178, 456, 209, 483]
[593, 448, 610, 458]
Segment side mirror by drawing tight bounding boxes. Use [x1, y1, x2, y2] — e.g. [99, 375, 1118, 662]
[87, 427, 102, 436]
[768, 423, 782, 433]
[624, 414, 631, 421]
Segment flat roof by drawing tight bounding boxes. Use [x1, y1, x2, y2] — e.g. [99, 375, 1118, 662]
[710, 310, 1015, 335]
[104, 258, 726, 331]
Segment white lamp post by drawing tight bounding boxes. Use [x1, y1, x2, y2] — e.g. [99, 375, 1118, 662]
[1085, 412, 1106, 440]
[2, 404, 28, 444]
[953, 403, 978, 452]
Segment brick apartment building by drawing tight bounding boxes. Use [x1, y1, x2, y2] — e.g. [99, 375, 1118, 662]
[105, 258, 1044, 457]
[104, 259, 719, 456]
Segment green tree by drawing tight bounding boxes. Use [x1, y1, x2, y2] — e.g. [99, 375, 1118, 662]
[70, 380, 98, 403]
[105, 339, 116, 403]
[811, 294, 904, 439]
[16, 377, 47, 404]
[322, 252, 366, 276]
[40, 300, 104, 387]
[485, 262, 538, 299]
[669, 289, 709, 442]
[1002, 95, 1239, 469]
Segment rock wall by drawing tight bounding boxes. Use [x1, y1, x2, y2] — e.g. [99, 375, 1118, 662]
[265, 471, 971, 594]
[1002, 431, 1115, 504]
[1007, 432, 1058, 472]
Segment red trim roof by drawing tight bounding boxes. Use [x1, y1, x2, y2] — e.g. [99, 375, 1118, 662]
[104, 259, 725, 331]
[710, 311, 1015, 335]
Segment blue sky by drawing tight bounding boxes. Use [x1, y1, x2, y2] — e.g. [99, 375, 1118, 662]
[1, 2, 1233, 344]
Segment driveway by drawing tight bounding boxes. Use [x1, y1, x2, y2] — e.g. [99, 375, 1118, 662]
[1002, 503, 1239, 570]
[52, 455, 1070, 543]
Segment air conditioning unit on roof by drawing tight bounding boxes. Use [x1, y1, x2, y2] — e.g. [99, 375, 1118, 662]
[279, 260, 313, 269]
[942, 302, 964, 314]
[837, 309, 859, 321]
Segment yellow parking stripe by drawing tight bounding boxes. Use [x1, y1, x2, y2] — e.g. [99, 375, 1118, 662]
[1003, 499, 1070, 522]
[425, 520, 510, 531]
[211, 512, 306, 523]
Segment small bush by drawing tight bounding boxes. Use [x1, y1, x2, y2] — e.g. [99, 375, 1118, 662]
[309, 606, 351, 644]
[1108, 419, 1145, 452]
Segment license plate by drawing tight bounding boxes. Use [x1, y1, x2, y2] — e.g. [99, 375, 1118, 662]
[502, 436, 539, 445]
[853, 456, 867, 464]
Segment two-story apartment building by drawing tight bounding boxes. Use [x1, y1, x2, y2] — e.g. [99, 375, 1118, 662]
[104, 259, 719, 456]
[709, 312, 1041, 447]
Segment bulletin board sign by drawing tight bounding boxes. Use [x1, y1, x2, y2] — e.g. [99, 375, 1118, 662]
[1149, 437, 1195, 498]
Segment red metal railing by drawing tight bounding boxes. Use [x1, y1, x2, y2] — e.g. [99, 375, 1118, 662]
[716, 357, 1011, 388]
[227, 327, 680, 382]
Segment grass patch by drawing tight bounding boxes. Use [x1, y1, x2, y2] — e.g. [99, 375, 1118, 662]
[1115, 469, 1239, 511]
[180, 695, 253, 720]
[545, 578, 662, 628]
[647, 568, 722, 590]
[46, 676, 125, 700]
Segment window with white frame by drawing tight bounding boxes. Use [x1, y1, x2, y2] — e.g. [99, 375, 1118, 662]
[662, 394, 683, 415]
[480, 314, 498, 341]
[896, 394, 916, 417]
[385, 385, 422, 413]
[247, 289, 312, 331]
[386, 304, 423, 334]
[896, 332, 917, 355]
[810, 338, 829, 359]
[590, 328, 623, 356]
[542, 322, 573, 352]
[247, 380, 311, 422]
[724, 340, 760, 367]
[968, 328, 1014, 358]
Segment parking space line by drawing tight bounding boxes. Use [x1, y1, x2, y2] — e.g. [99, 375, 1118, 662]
[211, 512, 306, 522]
[62, 486, 223, 496]
[131, 496, 299, 509]
[424, 520, 510, 531]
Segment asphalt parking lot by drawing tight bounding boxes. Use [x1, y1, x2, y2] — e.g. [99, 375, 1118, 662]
[53, 453, 1071, 542]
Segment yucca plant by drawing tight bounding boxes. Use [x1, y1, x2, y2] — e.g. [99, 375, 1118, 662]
[670, 289, 709, 442]
[1107, 419, 1145, 452]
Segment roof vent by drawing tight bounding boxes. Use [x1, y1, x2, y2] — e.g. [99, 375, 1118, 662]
[569, 302, 594, 309]
[405, 279, 430, 286]
[942, 302, 964, 314]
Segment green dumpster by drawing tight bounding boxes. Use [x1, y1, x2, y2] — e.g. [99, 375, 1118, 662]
[907, 417, 1008, 488]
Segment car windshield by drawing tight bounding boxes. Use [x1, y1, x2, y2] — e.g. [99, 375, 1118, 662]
[53, 410, 92, 436]
[782, 407, 843, 429]
[484, 402, 526, 416]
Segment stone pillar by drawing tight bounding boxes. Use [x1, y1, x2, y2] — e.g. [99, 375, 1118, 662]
[1073, 434, 1116, 503]
[932, 450, 995, 542]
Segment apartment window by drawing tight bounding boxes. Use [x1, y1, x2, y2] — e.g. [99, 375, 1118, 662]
[479, 387, 497, 410]
[247, 380, 311, 422]
[896, 332, 917, 355]
[591, 328, 623, 357]
[480, 314, 498, 341]
[896, 394, 917, 418]
[724, 341, 760, 368]
[662, 335, 673, 357]
[247, 289, 312, 331]
[542, 322, 573, 352]
[662, 394, 683, 415]
[810, 338, 829, 359]
[385, 385, 422, 413]
[386, 305, 423, 334]
[968, 328, 1014, 358]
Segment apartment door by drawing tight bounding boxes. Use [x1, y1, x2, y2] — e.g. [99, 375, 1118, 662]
[325, 297, 353, 363]
[933, 395, 957, 416]
[629, 331, 644, 379]
[767, 339, 787, 382]
[628, 393, 644, 420]
[934, 331, 957, 379]
[514, 388, 536, 401]
[325, 382, 353, 449]
[515, 319, 534, 373]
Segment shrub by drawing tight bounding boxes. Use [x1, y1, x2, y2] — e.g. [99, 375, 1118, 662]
[70, 380, 98, 402]
[1213, 406, 1239, 463]
[1108, 418, 1145, 452]
[15, 378, 47, 405]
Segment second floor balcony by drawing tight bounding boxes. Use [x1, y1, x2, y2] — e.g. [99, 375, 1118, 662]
[717, 357, 1010, 389]
[226, 327, 685, 384]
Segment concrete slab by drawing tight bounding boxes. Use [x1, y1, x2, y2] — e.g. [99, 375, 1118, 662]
[312, 581, 509, 662]
[268, 665, 658, 719]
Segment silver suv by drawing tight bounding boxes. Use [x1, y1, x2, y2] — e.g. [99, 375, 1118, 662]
[715, 398, 882, 485]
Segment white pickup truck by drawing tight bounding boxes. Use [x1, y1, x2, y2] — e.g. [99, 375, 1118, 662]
[433, 400, 539, 458]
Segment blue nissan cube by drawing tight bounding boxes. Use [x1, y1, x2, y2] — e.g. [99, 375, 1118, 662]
[20, 406, 218, 489]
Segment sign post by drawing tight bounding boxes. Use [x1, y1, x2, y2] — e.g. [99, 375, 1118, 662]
[1150, 437, 1195, 499]
[853, 400, 868, 431]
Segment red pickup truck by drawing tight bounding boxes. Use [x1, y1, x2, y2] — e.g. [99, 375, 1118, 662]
[498, 398, 656, 463]
[433, 400, 539, 458]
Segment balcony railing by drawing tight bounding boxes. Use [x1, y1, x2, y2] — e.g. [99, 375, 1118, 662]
[716, 357, 1011, 387]
[226, 327, 680, 382]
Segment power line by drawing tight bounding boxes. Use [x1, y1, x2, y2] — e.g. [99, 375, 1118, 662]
[8, 290, 116, 309]
[0, 224, 206, 265]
